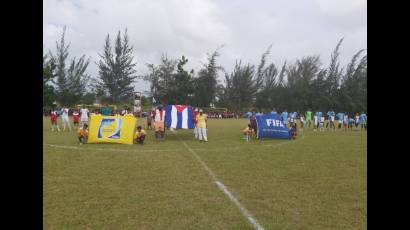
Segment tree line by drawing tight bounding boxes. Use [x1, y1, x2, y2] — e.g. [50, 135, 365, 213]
[44, 28, 367, 113]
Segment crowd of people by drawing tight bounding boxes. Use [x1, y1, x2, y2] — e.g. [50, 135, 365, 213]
[47, 106, 366, 145]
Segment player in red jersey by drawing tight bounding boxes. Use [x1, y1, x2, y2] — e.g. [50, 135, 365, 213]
[72, 109, 80, 130]
[193, 108, 199, 139]
[50, 110, 60, 132]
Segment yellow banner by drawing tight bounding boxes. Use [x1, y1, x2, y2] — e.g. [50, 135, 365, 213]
[88, 114, 137, 145]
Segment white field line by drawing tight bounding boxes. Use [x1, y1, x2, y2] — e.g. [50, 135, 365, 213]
[45, 133, 305, 154]
[178, 138, 265, 230]
[45, 144, 182, 153]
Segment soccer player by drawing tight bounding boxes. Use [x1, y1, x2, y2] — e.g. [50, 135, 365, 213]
[78, 123, 88, 144]
[72, 109, 80, 130]
[299, 114, 305, 131]
[313, 113, 318, 131]
[281, 110, 289, 127]
[336, 112, 344, 129]
[316, 111, 322, 130]
[50, 109, 60, 132]
[196, 109, 208, 142]
[80, 106, 89, 127]
[193, 108, 199, 139]
[250, 111, 258, 135]
[355, 112, 360, 129]
[61, 107, 71, 131]
[146, 109, 153, 130]
[328, 109, 335, 131]
[343, 113, 349, 131]
[305, 109, 312, 129]
[134, 125, 146, 145]
[289, 112, 295, 128]
[349, 117, 355, 131]
[243, 124, 254, 142]
[319, 115, 325, 132]
[360, 112, 367, 131]
[154, 105, 166, 140]
[289, 123, 297, 140]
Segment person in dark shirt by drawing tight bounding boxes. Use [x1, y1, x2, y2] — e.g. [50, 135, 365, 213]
[290, 123, 297, 140]
[249, 111, 258, 135]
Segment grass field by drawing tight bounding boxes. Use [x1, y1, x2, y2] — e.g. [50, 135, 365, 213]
[43, 117, 367, 230]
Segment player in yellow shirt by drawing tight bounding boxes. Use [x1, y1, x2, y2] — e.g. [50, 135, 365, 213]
[134, 125, 146, 145]
[196, 109, 208, 142]
[78, 124, 89, 144]
[243, 124, 255, 142]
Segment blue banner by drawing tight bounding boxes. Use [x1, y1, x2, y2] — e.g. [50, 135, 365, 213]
[256, 113, 291, 139]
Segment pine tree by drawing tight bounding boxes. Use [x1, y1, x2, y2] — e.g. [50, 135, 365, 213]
[96, 29, 137, 104]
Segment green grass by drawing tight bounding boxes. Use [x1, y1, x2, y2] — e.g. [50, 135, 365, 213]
[43, 117, 367, 230]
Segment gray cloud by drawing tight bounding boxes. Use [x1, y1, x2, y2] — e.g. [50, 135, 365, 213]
[44, 0, 366, 93]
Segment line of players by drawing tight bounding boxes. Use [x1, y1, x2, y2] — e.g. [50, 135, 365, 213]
[273, 110, 367, 132]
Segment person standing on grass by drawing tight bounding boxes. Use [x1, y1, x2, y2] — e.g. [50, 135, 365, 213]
[289, 112, 295, 128]
[337, 112, 344, 129]
[78, 123, 88, 144]
[290, 123, 297, 140]
[281, 110, 289, 127]
[134, 125, 146, 145]
[72, 109, 80, 130]
[319, 115, 325, 132]
[343, 113, 349, 131]
[299, 113, 305, 131]
[196, 109, 208, 142]
[360, 112, 367, 131]
[193, 108, 199, 139]
[349, 116, 355, 131]
[327, 109, 335, 131]
[313, 113, 318, 131]
[80, 105, 89, 127]
[250, 111, 258, 136]
[154, 105, 166, 140]
[316, 111, 322, 130]
[305, 109, 312, 129]
[50, 109, 60, 132]
[61, 107, 71, 131]
[355, 112, 360, 129]
[146, 109, 153, 130]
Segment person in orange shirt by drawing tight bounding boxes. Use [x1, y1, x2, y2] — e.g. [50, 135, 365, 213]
[243, 124, 255, 142]
[78, 124, 89, 144]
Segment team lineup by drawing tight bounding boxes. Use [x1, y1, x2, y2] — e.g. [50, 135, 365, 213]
[48, 105, 367, 146]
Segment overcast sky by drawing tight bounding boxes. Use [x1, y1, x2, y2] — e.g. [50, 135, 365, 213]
[43, 0, 367, 93]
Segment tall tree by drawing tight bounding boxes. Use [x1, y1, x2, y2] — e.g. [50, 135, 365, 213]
[325, 38, 344, 109]
[224, 61, 257, 111]
[43, 51, 56, 108]
[49, 26, 90, 106]
[96, 29, 137, 104]
[192, 48, 223, 107]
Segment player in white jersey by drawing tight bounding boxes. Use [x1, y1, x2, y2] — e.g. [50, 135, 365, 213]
[154, 105, 166, 140]
[319, 116, 325, 132]
[80, 106, 89, 127]
[61, 107, 71, 131]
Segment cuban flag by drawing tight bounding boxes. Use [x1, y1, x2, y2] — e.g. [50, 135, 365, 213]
[165, 105, 194, 129]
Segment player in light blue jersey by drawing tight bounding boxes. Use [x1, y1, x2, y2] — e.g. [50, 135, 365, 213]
[281, 110, 289, 126]
[315, 111, 322, 130]
[326, 110, 335, 131]
[359, 112, 367, 131]
[336, 112, 344, 129]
